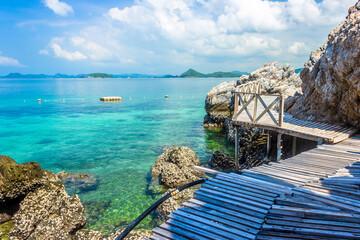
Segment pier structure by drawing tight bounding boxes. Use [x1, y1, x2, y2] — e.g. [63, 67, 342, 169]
[145, 80, 360, 240]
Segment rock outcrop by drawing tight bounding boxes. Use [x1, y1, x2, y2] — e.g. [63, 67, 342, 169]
[209, 151, 235, 170]
[203, 81, 236, 128]
[204, 62, 301, 129]
[286, 2, 360, 129]
[151, 147, 203, 188]
[0, 155, 150, 240]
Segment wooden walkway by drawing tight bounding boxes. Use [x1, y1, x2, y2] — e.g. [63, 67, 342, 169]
[147, 135, 360, 240]
[231, 81, 357, 144]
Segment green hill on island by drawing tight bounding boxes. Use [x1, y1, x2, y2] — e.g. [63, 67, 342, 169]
[88, 73, 114, 78]
[179, 69, 247, 78]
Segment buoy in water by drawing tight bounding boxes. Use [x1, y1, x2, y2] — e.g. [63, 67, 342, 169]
[37, 99, 41, 102]
[165, 95, 169, 98]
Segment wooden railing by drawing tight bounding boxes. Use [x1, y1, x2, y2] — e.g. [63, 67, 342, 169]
[233, 81, 285, 127]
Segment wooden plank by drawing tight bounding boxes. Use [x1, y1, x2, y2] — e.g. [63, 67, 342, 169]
[219, 173, 291, 193]
[152, 227, 188, 240]
[186, 198, 264, 224]
[261, 225, 360, 239]
[271, 205, 360, 219]
[178, 207, 258, 236]
[265, 219, 360, 233]
[204, 181, 275, 202]
[160, 221, 222, 240]
[210, 177, 278, 198]
[258, 230, 343, 240]
[193, 166, 220, 175]
[193, 194, 266, 219]
[196, 188, 270, 212]
[170, 210, 255, 240]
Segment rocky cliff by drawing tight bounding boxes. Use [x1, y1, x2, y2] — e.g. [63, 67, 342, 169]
[286, 2, 360, 129]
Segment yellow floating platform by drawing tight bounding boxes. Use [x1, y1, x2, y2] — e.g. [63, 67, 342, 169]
[100, 96, 122, 102]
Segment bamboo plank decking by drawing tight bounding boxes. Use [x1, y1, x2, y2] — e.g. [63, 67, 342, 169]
[149, 135, 360, 239]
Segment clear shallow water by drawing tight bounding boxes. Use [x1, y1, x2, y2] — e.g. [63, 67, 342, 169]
[0, 78, 234, 235]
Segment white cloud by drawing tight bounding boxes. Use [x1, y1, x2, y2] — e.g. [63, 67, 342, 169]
[39, 49, 49, 55]
[51, 43, 87, 61]
[288, 42, 309, 54]
[0, 51, 24, 67]
[43, 0, 74, 16]
[71, 36, 112, 60]
[43, 0, 357, 72]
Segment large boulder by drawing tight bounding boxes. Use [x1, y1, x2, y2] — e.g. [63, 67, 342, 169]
[9, 181, 86, 239]
[286, 2, 360, 128]
[204, 81, 236, 127]
[0, 155, 55, 204]
[151, 147, 203, 188]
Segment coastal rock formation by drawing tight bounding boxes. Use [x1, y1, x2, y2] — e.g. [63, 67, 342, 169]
[151, 147, 203, 188]
[9, 181, 86, 239]
[0, 156, 150, 240]
[203, 81, 236, 128]
[248, 62, 301, 96]
[204, 62, 301, 130]
[56, 171, 100, 195]
[0, 155, 55, 204]
[286, 2, 360, 128]
[156, 188, 195, 221]
[209, 151, 235, 170]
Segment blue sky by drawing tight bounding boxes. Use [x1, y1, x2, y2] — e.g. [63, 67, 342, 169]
[0, 0, 356, 75]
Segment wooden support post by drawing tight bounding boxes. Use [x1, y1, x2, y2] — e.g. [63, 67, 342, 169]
[234, 92, 239, 115]
[235, 127, 239, 172]
[253, 94, 258, 121]
[278, 94, 284, 127]
[266, 131, 271, 160]
[318, 138, 323, 146]
[292, 136, 297, 156]
[277, 133, 282, 162]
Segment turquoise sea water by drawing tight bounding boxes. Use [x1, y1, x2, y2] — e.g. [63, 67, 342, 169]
[0, 77, 234, 235]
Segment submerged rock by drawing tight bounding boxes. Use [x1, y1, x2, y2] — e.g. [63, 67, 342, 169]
[286, 1, 360, 128]
[209, 151, 235, 170]
[56, 171, 100, 195]
[151, 147, 203, 188]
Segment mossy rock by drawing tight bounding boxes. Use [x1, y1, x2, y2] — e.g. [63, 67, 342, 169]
[0, 155, 51, 203]
[0, 220, 15, 240]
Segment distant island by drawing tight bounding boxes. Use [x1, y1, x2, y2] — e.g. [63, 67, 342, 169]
[0, 69, 250, 79]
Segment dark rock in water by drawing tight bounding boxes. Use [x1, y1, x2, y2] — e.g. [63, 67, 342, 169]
[151, 146, 204, 188]
[56, 171, 100, 195]
[209, 151, 235, 170]
[286, 1, 360, 129]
